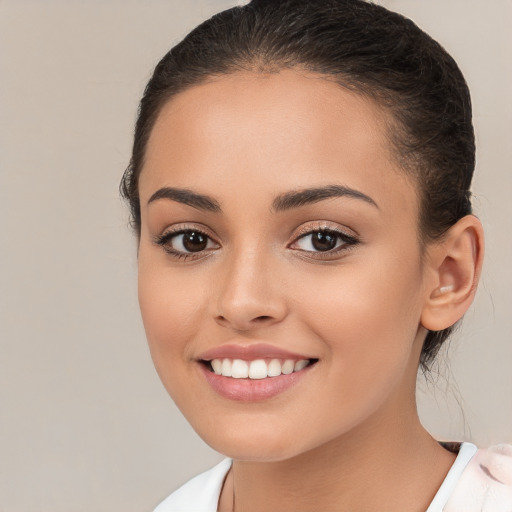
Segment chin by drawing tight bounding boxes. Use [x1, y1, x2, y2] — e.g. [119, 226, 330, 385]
[192, 417, 310, 462]
[211, 440, 304, 463]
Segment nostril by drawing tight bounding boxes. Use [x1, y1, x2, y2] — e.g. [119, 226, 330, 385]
[214, 313, 277, 332]
[254, 315, 273, 322]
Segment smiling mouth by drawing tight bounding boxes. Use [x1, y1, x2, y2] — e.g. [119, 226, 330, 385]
[202, 358, 318, 379]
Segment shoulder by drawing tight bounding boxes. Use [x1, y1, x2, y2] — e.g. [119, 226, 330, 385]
[153, 459, 232, 512]
[444, 444, 512, 512]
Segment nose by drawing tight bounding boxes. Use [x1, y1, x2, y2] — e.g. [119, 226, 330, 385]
[214, 246, 288, 332]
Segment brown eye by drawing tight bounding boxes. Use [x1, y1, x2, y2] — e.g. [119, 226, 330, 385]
[182, 231, 208, 252]
[310, 231, 338, 251]
[155, 229, 219, 257]
[294, 230, 343, 252]
[289, 227, 360, 259]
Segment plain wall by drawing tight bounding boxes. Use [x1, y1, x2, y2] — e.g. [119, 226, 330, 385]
[1, 1, 510, 510]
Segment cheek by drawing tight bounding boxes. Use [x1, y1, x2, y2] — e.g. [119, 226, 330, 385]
[293, 253, 425, 384]
[137, 264, 213, 419]
[137, 257, 205, 372]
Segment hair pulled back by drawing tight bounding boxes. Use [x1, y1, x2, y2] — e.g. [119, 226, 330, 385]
[121, 0, 476, 371]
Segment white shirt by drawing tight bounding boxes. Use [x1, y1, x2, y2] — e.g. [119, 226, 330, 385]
[154, 443, 512, 512]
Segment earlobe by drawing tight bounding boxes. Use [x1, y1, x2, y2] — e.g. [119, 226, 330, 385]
[421, 215, 484, 332]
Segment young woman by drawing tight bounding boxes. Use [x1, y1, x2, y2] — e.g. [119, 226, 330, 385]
[121, 0, 512, 510]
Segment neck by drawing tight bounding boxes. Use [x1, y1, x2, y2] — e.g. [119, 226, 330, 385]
[224, 406, 456, 512]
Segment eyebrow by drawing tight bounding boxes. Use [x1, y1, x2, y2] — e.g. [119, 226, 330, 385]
[147, 184, 378, 213]
[147, 187, 221, 212]
[272, 185, 378, 212]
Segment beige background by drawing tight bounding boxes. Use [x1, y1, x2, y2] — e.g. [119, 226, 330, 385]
[1, 1, 510, 511]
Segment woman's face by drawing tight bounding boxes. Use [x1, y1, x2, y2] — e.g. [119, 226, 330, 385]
[137, 70, 431, 461]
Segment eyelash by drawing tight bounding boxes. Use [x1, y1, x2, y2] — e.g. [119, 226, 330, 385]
[288, 224, 359, 260]
[153, 226, 219, 261]
[153, 224, 359, 261]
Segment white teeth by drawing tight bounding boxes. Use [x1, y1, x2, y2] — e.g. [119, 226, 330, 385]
[231, 359, 249, 379]
[248, 359, 268, 379]
[281, 359, 295, 375]
[294, 359, 308, 371]
[209, 358, 311, 379]
[211, 359, 223, 375]
[267, 358, 282, 377]
[221, 358, 232, 377]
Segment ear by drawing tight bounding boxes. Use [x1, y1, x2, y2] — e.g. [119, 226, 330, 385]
[421, 215, 484, 332]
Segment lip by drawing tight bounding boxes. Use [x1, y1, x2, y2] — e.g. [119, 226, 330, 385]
[198, 343, 312, 362]
[199, 361, 314, 402]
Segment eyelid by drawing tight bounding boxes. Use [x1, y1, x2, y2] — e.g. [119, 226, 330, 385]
[291, 221, 358, 241]
[152, 220, 359, 261]
[157, 222, 219, 241]
[152, 223, 221, 260]
[288, 221, 360, 259]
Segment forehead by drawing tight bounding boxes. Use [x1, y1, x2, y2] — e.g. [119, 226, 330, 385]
[140, 69, 417, 219]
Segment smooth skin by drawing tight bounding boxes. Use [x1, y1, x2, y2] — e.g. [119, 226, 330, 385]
[137, 69, 484, 512]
